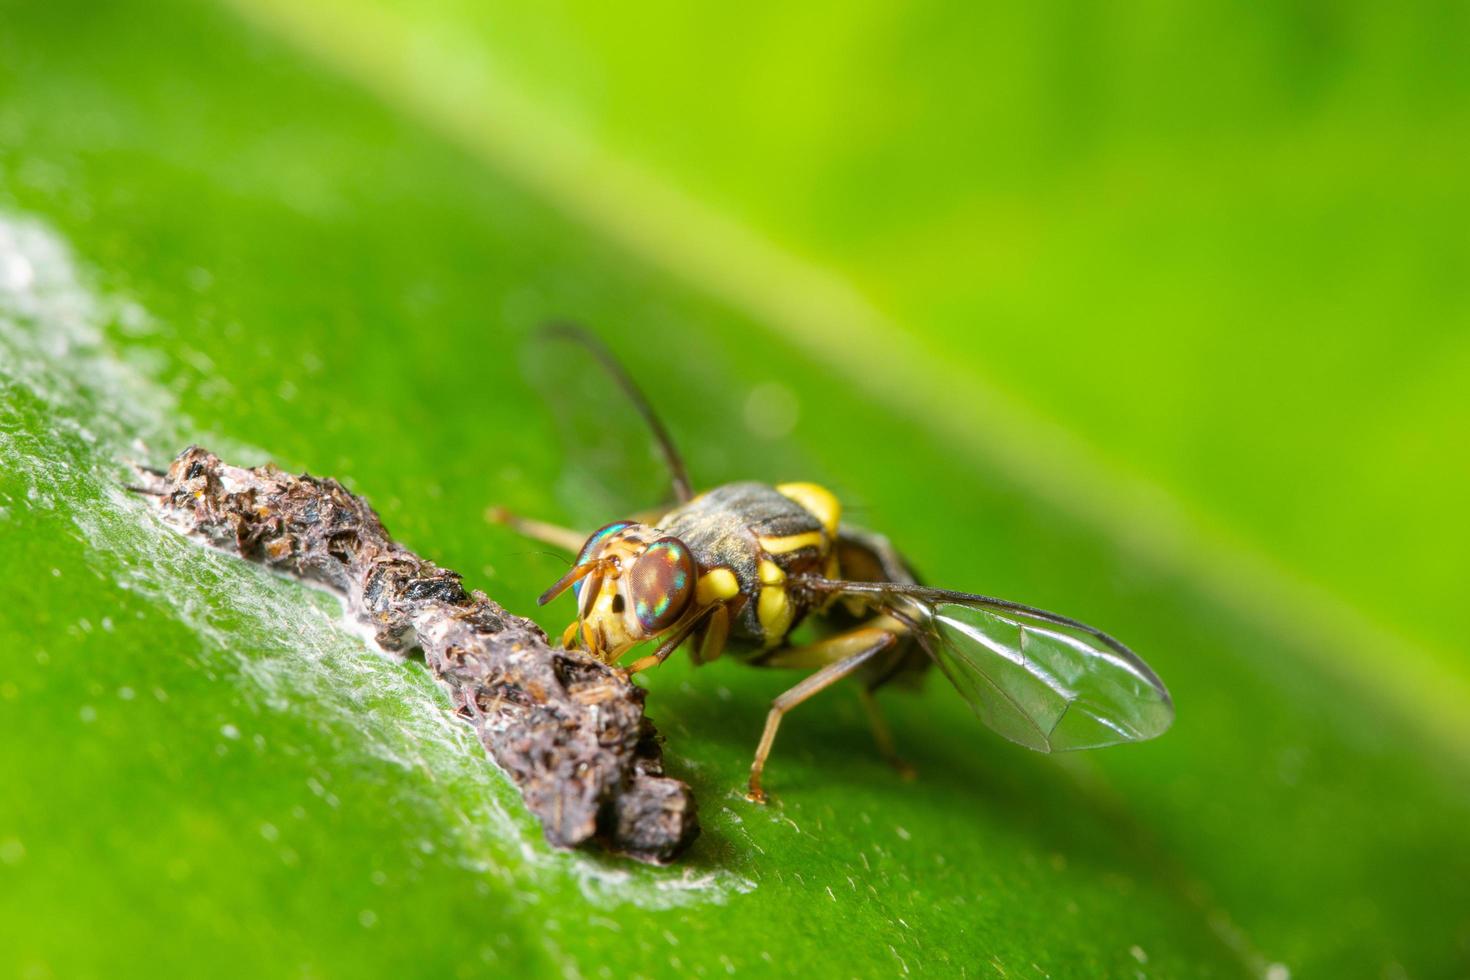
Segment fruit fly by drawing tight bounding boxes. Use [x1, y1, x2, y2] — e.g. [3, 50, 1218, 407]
[497, 326, 1173, 803]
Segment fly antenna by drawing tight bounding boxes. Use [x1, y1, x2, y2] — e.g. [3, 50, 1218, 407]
[538, 322, 693, 503]
[537, 557, 611, 606]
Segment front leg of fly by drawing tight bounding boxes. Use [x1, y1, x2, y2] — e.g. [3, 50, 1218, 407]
[625, 603, 717, 674]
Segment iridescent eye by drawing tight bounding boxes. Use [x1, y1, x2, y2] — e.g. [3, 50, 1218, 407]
[573, 521, 632, 601]
[628, 537, 695, 634]
[577, 521, 632, 565]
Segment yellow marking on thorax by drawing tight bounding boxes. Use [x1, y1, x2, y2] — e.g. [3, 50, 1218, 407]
[757, 584, 794, 639]
[696, 567, 740, 605]
[775, 482, 842, 536]
[757, 530, 826, 554]
[758, 559, 786, 585]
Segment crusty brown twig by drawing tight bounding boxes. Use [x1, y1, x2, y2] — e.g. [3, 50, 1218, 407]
[135, 446, 698, 863]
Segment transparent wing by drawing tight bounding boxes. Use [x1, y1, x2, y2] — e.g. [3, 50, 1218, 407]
[804, 579, 1174, 752]
[523, 323, 692, 527]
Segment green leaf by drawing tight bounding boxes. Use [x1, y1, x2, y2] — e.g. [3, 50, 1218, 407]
[2, 1, 1467, 977]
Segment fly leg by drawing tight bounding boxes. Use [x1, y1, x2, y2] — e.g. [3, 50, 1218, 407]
[485, 506, 587, 553]
[627, 597, 742, 674]
[857, 688, 917, 781]
[746, 626, 899, 804]
[691, 603, 732, 666]
[625, 604, 718, 674]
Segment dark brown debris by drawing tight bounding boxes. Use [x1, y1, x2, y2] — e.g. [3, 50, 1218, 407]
[134, 446, 698, 864]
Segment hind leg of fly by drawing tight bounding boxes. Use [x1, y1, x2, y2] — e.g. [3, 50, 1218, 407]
[745, 626, 901, 803]
[857, 687, 917, 781]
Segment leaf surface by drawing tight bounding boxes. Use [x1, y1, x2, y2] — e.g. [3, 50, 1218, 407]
[2, 2, 1468, 977]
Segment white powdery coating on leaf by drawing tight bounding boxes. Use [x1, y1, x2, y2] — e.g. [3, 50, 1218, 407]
[0, 209, 747, 909]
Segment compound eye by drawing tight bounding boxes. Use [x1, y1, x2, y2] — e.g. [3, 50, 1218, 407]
[573, 521, 633, 601]
[629, 537, 695, 634]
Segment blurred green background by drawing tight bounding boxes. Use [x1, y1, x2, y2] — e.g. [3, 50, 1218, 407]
[2, 0, 1467, 977]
